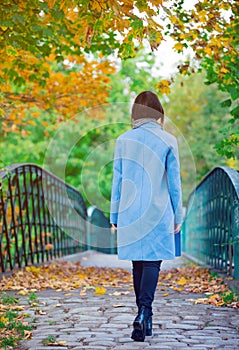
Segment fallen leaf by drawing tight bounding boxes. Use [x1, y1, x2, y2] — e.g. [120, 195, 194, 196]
[110, 291, 121, 296]
[177, 277, 187, 285]
[45, 243, 54, 251]
[18, 290, 29, 295]
[47, 340, 67, 346]
[94, 286, 106, 295]
[24, 330, 32, 339]
[37, 310, 47, 315]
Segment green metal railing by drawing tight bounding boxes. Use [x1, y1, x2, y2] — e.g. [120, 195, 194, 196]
[0, 164, 115, 273]
[182, 166, 239, 279]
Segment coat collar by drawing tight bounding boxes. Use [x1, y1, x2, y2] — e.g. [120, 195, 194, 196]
[139, 121, 163, 130]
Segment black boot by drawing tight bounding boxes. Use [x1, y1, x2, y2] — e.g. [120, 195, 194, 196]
[131, 306, 147, 342]
[145, 316, 152, 336]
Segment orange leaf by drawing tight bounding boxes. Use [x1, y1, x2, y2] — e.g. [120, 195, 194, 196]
[45, 243, 53, 251]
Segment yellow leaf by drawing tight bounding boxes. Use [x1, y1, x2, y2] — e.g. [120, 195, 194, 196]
[95, 286, 106, 295]
[173, 287, 184, 291]
[198, 10, 207, 22]
[221, 67, 230, 74]
[18, 290, 29, 295]
[204, 47, 212, 56]
[169, 15, 178, 24]
[0, 315, 9, 323]
[155, 79, 171, 95]
[27, 120, 36, 126]
[178, 277, 187, 285]
[163, 293, 169, 297]
[173, 43, 184, 52]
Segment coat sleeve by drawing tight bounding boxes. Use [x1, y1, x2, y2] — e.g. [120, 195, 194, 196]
[166, 140, 183, 224]
[110, 139, 122, 225]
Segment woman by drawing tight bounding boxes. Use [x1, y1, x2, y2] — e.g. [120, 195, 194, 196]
[110, 91, 182, 342]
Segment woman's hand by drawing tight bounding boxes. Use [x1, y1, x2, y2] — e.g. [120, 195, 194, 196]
[174, 223, 181, 234]
[112, 224, 117, 230]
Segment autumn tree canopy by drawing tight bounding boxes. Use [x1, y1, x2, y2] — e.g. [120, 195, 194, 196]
[0, 0, 238, 157]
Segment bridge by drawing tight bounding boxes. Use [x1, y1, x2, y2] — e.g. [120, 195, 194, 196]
[1, 163, 239, 349]
[1, 163, 238, 279]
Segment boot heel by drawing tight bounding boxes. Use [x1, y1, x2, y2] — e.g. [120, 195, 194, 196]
[131, 306, 147, 342]
[146, 316, 152, 336]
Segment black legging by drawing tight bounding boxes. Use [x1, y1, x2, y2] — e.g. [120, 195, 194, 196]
[132, 260, 162, 317]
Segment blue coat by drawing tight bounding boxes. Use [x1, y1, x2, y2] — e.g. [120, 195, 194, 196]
[110, 122, 183, 261]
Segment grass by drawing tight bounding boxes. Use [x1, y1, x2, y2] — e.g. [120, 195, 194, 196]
[28, 292, 37, 302]
[221, 290, 239, 305]
[0, 292, 32, 350]
[42, 335, 56, 345]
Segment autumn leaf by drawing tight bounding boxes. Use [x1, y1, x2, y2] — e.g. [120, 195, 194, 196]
[173, 43, 184, 52]
[159, 265, 239, 308]
[24, 330, 32, 340]
[155, 79, 171, 95]
[177, 277, 187, 286]
[1, 262, 238, 309]
[45, 243, 54, 251]
[18, 290, 29, 296]
[95, 286, 106, 295]
[0, 261, 131, 293]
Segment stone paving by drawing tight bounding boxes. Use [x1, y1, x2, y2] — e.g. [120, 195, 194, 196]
[13, 253, 239, 350]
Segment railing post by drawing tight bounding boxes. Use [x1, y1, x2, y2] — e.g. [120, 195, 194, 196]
[232, 198, 239, 280]
[86, 218, 91, 250]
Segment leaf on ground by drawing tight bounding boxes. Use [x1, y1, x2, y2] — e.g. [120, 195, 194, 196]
[1, 262, 238, 308]
[47, 340, 67, 346]
[159, 265, 239, 308]
[177, 277, 187, 285]
[0, 261, 131, 293]
[94, 286, 106, 295]
[18, 290, 29, 295]
[24, 330, 32, 339]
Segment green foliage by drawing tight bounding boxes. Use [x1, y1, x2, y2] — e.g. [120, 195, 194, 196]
[1, 0, 238, 158]
[42, 335, 57, 345]
[168, 0, 239, 160]
[28, 292, 38, 302]
[2, 51, 235, 213]
[0, 293, 18, 306]
[0, 336, 18, 348]
[164, 72, 233, 196]
[0, 293, 32, 349]
[221, 291, 239, 305]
